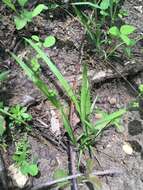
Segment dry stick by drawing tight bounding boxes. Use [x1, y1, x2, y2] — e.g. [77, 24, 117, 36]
[67, 38, 85, 190]
[68, 79, 78, 190]
[31, 168, 123, 190]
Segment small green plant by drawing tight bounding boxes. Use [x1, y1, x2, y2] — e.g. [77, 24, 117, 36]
[11, 37, 126, 153]
[108, 24, 136, 56]
[9, 104, 32, 127]
[72, 0, 122, 51]
[30, 35, 56, 73]
[2, 0, 48, 30]
[70, 1, 139, 58]
[12, 136, 39, 176]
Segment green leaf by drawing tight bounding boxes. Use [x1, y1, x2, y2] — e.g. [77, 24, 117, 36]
[22, 10, 33, 22]
[14, 16, 27, 30]
[43, 36, 56, 48]
[47, 3, 59, 9]
[11, 53, 60, 108]
[120, 34, 131, 46]
[61, 109, 76, 144]
[21, 162, 38, 176]
[2, 0, 16, 12]
[100, 0, 110, 10]
[95, 109, 126, 131]
[120, 25, 136, 35]
[25, 38, 80, 114]
[108, 26, 120, 36]
[0, 71, 9, 81]
[100, 10, 108, 16]
[139, 84, 143, 93]
[18, 0, 28, 7]
[31, 58, 41, 72]
[80, 64, 91, 122]
[31, 35, 40, 42]
[113, 118, 124, 132]
[32, 4, 48, 17]
[0, 115, 6, 136]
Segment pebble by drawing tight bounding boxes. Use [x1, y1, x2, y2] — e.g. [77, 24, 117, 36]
[108, 97, 117, 105]
[123, 142, 133, 155]
[8, 164, 31, 189]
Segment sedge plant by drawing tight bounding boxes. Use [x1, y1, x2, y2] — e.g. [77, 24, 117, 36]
[11, 36, 126, 154]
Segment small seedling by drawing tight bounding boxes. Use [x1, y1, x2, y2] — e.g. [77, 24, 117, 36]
[12, 137, 38, 176]
[2, 0, 48, 30]
[108, 25, 136, 46]
[72, 0, 122, 51]
[108, 24, 136, 57]
[9, 105, 32, 126]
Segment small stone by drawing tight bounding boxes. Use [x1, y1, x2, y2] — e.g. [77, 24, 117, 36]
[95, 113, 103, 119]
[8, 164, 30, 189]
[123, 142, 133, 155]
[108, 97, 117, 105]
[21, 95, 36, 107]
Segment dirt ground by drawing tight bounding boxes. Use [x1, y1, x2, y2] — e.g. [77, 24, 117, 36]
[0, 0, 143, 190]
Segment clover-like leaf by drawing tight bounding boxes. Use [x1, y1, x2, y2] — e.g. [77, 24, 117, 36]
[108, 26, 120, 36]
[14, 16, 27, 30]
[31, 35, 40, 42]
[120, 34, 131, 46]
[21, 161, 38, 176]
[43, 36, 56, 48]
[32, 4, 48, 17]
[100, 0, 110, 10]
[120, 25, 136, 35]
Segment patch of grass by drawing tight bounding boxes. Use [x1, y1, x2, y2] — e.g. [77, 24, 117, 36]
[11, 37, 126, 153]
[71, 0, 137, 57]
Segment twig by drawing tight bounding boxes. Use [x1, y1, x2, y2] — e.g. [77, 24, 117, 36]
[68, 79, 78, 190]
[30, 168, 123, 190]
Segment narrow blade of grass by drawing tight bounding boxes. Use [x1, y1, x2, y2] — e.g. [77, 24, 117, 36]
[61, 108, 76, 145]
[73, 6, 95, 42]
[11, 53, 60, 108]
[25, 38, 80, 114]
[0, 71, 9, 81]
[95, 109, 126, 130]
[80, 64, 91, 122]
[84, 109, 126, 133]
[11, 53, 76, 144]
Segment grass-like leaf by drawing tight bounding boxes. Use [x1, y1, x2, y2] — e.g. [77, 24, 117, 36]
[11, 53, 76, 144]
[25, 38, 80, 113]
[11, 53, 60, 108]
[80, 64, 91, 122]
